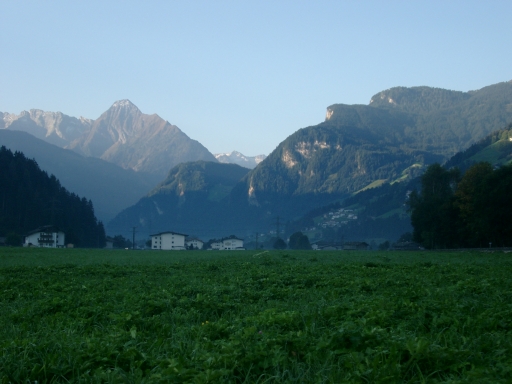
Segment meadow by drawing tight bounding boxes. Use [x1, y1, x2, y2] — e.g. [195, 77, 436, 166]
[1, 248, 511, 383]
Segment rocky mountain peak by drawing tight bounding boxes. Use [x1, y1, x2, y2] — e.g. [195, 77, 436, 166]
[110, 99, 139, 111]
[214, 151, 266, 169]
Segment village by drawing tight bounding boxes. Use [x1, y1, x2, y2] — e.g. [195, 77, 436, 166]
[12, 224, 372, 251]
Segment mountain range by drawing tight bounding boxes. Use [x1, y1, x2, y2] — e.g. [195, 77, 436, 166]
[107, 80, 512, 241]
[3, 80, 512, 242]
[1, 100, 216, 179]
[214, 151, 266, 169]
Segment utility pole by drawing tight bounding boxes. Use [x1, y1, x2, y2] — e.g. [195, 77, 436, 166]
[132, 226, 137, 250]
[274, 216, 281, 239]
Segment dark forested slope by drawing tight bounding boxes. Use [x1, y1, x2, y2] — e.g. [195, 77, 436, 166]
[0, 146, 105, 247]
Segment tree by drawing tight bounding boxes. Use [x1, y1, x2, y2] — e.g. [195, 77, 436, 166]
[273, 238, 287, 249]
[454, 163, 512, 247]
[112, 235, 132, 249]
[409, 163, 460, 249]
[288, 231, 312, 250]
[454, 162, 493, 247]
[5, 232, 22, 246]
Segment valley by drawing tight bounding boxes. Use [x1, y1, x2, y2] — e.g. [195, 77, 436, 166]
[2, 80, 512, 246]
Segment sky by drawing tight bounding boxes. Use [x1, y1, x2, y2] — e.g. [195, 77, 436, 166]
[1, 1, 511, 156]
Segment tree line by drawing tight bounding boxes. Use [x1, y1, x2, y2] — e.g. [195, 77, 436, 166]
[409, 162, 512, 249]
[0, 146, 106, 247]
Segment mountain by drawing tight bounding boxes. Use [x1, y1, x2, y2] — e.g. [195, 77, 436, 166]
[0, 130, 160, 221]
[2, 100, 218, 179]
[67, 100, 217, 178]
[108, 80, 512, 240]
[214, 151, 266, 169]
[287, 121, 512, 246]
[0, 110, 91, 147]
[444, 122, 512, 171]
[0, 146, 105, 247]
[231, 81, 512, 213]
[107, 161, 250, 239]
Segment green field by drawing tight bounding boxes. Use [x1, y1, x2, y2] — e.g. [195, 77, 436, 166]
[1, 248, 511, 383]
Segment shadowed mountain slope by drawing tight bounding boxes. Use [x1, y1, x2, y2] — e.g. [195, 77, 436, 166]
[0, 130, 160, 221]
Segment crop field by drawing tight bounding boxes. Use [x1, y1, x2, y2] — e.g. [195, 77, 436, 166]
[1, 248, 511, 383]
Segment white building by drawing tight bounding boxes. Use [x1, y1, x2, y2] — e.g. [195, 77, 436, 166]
[209, 236, 245, 250]
[150, 231, 187, 250]
[25, 226, 65, 248]
[222, 237, 244, 250]
[185, 237, 204, 250]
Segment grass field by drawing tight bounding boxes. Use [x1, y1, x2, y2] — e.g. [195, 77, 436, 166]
[1, 248, 511, 383]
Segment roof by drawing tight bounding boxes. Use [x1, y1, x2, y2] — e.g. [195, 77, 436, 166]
[186, 237, 203, 242]
[25, 225, 63, 236]
[222, 236, 243, 241]
[150, 231, 188, 237]
[312, 241, 343, 247]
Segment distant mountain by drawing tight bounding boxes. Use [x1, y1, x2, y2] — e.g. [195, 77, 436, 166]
[107, 161, 250, 238]
[68, 100, 217, 177]
[0, 130, 160, 221]
[214, 151, 266, 169]
[0, 110, 91, 147]
[110, 80, 512, 239]
[2, 100, 217, 179]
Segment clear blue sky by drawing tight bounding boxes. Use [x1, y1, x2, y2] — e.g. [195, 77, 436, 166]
[1, 1, 511, 156]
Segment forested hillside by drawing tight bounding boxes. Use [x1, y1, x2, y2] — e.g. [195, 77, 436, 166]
[0, 146, 106, 247]
[231, 81, 512, 223]
[107, 161, 250, 238]
[286, 122, 512, 245]
[0, 130, 160, 221]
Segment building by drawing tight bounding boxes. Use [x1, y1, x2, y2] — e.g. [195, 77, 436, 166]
[150, 231, 187, 250]
[222, 236, 244, 250]
[343, 241, 369, 250]
[209, 236, 245, 250]
[24, 225, 65, 248]
[185, 237, 204, 250]
[311, 241, 343, 250]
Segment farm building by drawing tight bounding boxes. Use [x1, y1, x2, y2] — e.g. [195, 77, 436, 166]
[24, 225, 65, 248]
[150, 231, 187, 250]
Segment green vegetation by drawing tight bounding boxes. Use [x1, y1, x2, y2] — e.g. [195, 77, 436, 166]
[109, 161, 250, 239]
[445, 123, 512, 171]
[410, 162, 512, 249]
[1, 248, 511, 382]
[0, 146, 106, 247]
